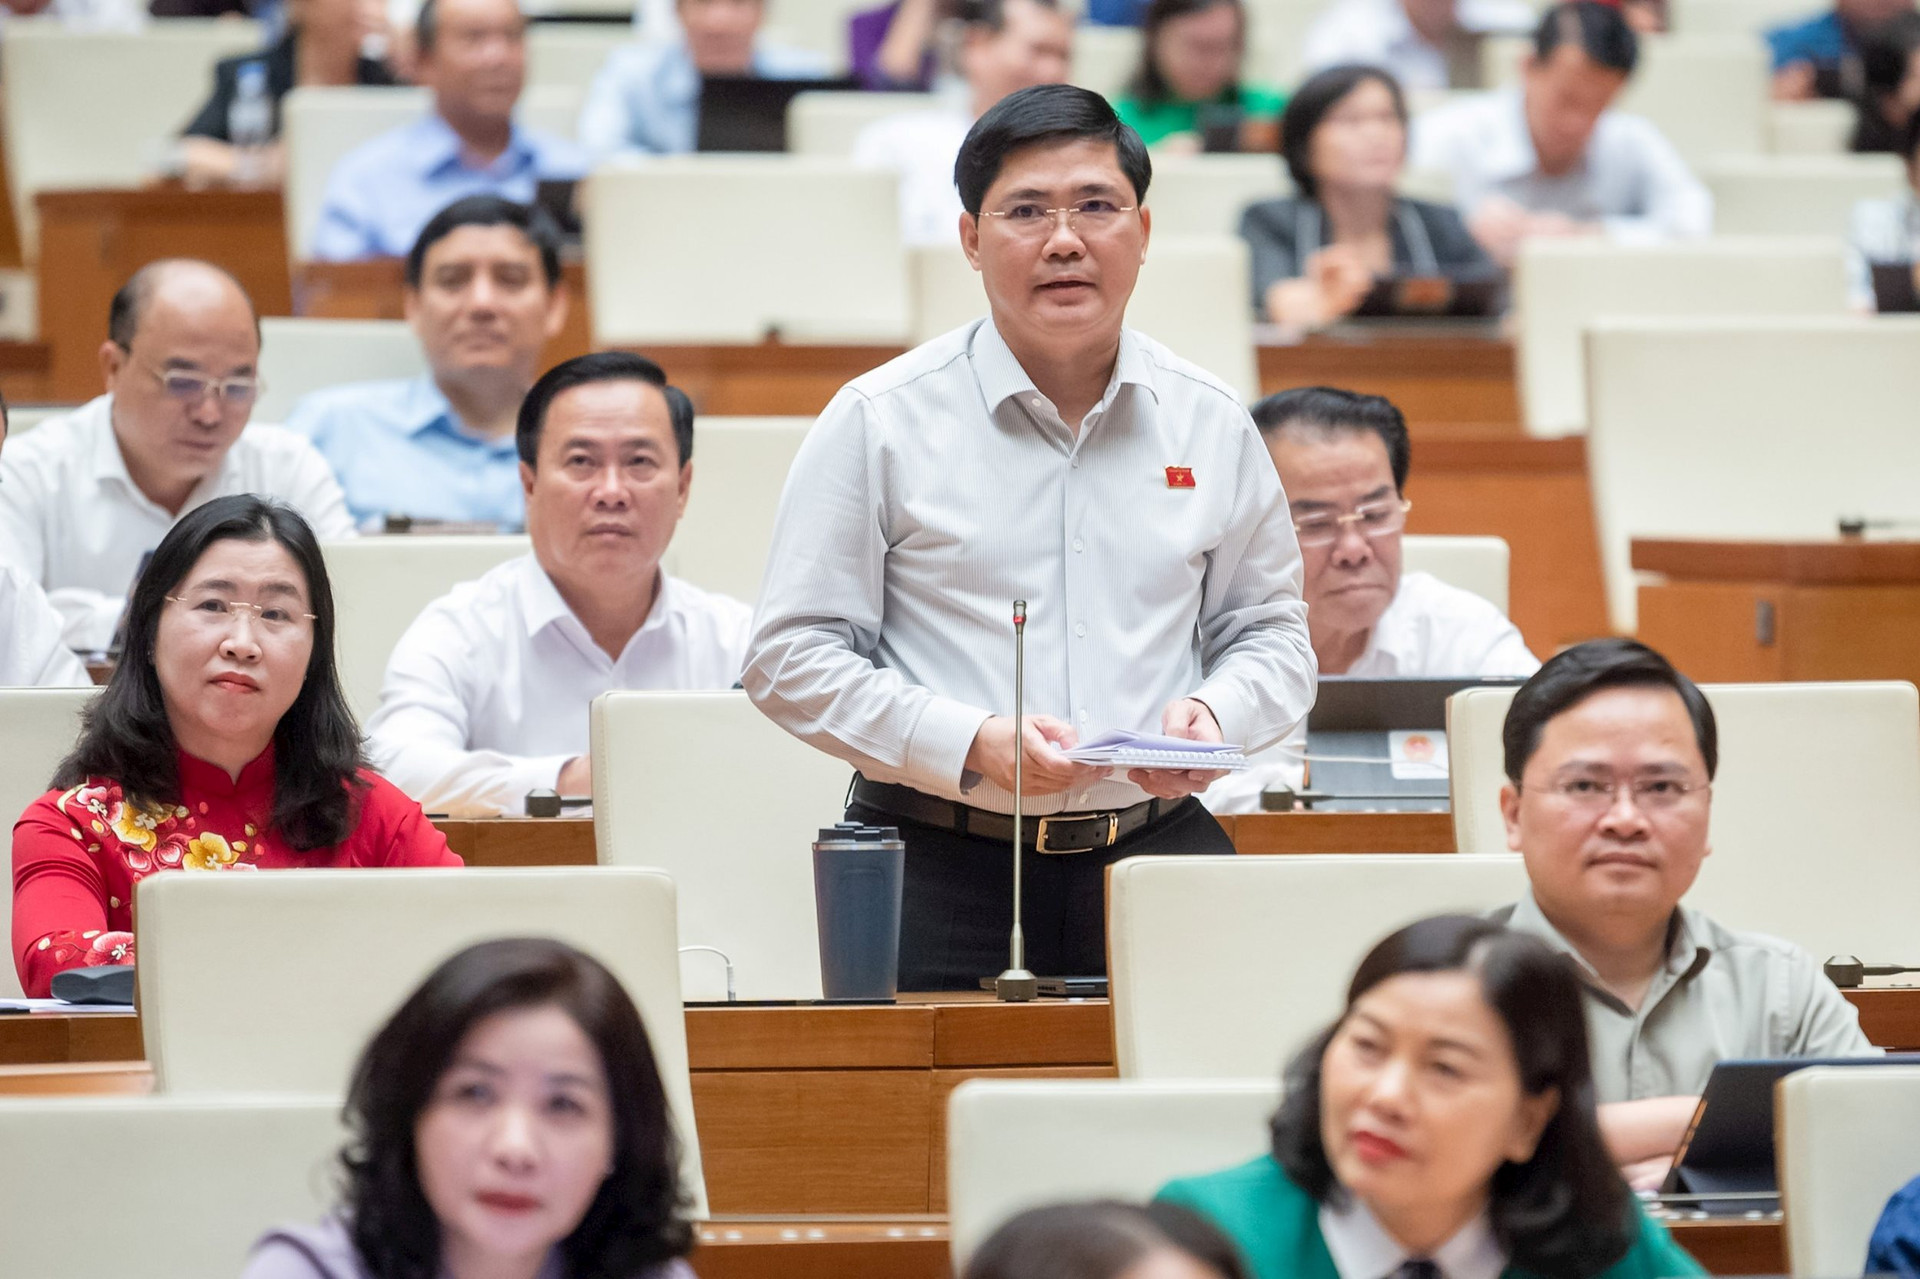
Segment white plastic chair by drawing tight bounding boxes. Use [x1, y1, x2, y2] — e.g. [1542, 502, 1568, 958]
[590, 690, 852, 1001]
[585, 157, 910, 343]
[787, 90, 936, 156]
[1512, 237, 1849, 436]
[910, 237, 1258, 400]
[1779, 1065, 1920, 1277]
[1401, 534, 1510, 613]
[1704, 155, 1907, 236]
[657, 417, 810, 603]
[0, 18, 264, 253]
[134, 866, 708, 1213]
[1446, 681, 1920, 964]
[0, 1095, 342, 1278]
[321, 535, 530, 722]
[947, 1078, 1281, 1267]
[1769, 99, 1856, 155]
[1141, 153, 1291, 238]
[1109, 854, 1530, 1078]
[0, 687, 100, 998]
[1585, 315, 1920, 627]
[256, 318, 427, 423]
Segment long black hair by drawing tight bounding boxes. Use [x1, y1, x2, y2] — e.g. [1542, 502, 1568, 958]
[1124, 0, 1246, 107]
[340, 937, 694, 1279]
[964, 1200, 1250, 1279]
[1269, 914, 1634, 1278]
[52, 494, 364, 849]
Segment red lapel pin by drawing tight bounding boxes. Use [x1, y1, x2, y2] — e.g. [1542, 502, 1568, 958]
[1165, 466, 1196, 489]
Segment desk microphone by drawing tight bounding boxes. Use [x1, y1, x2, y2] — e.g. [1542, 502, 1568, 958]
[1824, 955, 1920, 987]
[524, 789, 591, 818]
[995, 600, 1039, 1003]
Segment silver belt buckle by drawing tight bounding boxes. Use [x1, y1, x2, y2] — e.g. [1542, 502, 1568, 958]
[1034, 812, 1119, 855]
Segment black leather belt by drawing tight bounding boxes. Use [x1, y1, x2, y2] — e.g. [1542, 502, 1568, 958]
[849, 777, 1163, 855]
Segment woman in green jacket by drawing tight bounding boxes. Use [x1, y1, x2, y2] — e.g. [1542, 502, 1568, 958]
[1113, 0, 1287, 152]
[1157, 915, 1705, 1279]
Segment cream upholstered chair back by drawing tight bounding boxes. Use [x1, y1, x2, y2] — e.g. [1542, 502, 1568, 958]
[282, 86, 429, 260]
[1512, 238, 1849, 436]
[657, 417, 811, 603]
[0, 1095, 341, 1277]
[585, 157, 909, 344]
[0, 687, 100, 998]
[256, 318, 427, 423]
[1448, 681, 1920, 962]
[787, 90, 936, 155]
[1140, 153, 1291, 238]
[1586, 316, 1920, 630]
[1767, 100, 1857, 155]
[1780, 1066, 1920, 1277]
[321, 535, 530, 722]
[1704, 155, 1907, 236]
[910, 238, 1258, 400]
[1400, 535, 1510, 613]
[1069, 23, 1142, 97]
[134, 866, 707, 1213]
[947, 1079, 1282, 1267]
[526, 23, 632, 90]
[0, 19, 263, 253]
[1109, 854, 1530, 1078]
[1669, 0, 1821, 36]
[759, 0, 862, 67]
[591, 691, 851, 1001]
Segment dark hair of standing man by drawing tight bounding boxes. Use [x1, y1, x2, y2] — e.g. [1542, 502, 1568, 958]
[1531, 1, 1638, 75]
[1270, 914, 1634, 1279]
[516, 350, 695, 469]
[1277, 65, 1408, 198]
[404, 195, 564, 291]
[1249, 385, 1411, 493]
[1501, 637, 1718, 784]
[954, 83, 1154, 216]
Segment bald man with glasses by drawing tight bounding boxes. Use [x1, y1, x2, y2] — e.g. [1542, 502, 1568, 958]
[0, 259, 352, 650]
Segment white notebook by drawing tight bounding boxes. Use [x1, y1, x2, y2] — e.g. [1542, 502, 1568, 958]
[1064, 730, 1251, 772]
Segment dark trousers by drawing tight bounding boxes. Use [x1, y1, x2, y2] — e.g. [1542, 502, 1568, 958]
[843, 794, 1235, 991]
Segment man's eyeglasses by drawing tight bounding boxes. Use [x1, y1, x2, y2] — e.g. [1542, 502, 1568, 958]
[166, 593, 315, 637]
[147, 365, 262, 409]
[977, 200, 1138, 239]
[1292, 499, 1412, 548]
[1521, 772, 1710, 813]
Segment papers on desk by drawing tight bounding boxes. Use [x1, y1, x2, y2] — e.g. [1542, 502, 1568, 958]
[1064, 731, 1251, 772]
[0, 998, 132, 1013]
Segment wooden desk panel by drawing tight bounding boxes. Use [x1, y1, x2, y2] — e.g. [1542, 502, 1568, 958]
[432, 817, 595, 867]
[1633, 539, 1920, 688]
[36, 188, 293, 402]
[1258, 326, 1520, 432]
[1224, 812, 1456, 854]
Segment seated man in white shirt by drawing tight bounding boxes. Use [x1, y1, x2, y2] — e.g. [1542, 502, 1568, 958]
[0, 259, 354, 651]
[1203, 386, 1537, 813]
[1408, 1, 1711, 266]
[1491, 638, 1876, 1189]
[0, 392, 91, 688]
[1302, 0, 1536, 93]
[365, 351, 753, 817]
[852, 0, 1072, 247]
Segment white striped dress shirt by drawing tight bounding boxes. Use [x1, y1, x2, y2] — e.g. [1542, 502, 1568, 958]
[744, 318, 1317, 816]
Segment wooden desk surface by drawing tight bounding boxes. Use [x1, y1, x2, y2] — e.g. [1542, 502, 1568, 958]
[1634, 538, 1920, 586]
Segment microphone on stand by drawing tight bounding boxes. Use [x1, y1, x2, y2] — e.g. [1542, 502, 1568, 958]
[1824, 955, 1920, 988]
[995, 599, 1039, 1003]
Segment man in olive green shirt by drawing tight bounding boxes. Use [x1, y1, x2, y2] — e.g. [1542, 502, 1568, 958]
[1491, 639, 1876, 1189]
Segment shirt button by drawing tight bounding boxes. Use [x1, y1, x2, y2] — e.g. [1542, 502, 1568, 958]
[1075, 622, 1088, 638]
[1077, 792, 1091, 805]
[1071, 458, 1080, 469]
[1072, 538, 1084, 553]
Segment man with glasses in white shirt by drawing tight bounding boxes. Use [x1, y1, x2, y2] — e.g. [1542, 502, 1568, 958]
[0, 260, 353, 652]
[1203, 386, 1536, 813]
[365, 351, 752, 817]
[0, 392, 91, 687]
[748, 84, 1316, 990]
[1492, 639, 1876, 1191]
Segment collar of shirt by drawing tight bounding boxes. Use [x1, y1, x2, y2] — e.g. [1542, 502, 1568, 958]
[90, 394, 241, 516]
[515, 554, 675, 651]
[398, 375, 520, 454]
[1350, 572, 1424, 674]
[412, 111, 540, 181]
[175, 742, 276, 799]
[1505, 889, 1712, 1013]
[967, 320, 1160, 440]
[1318, 1194, 1505, 1279]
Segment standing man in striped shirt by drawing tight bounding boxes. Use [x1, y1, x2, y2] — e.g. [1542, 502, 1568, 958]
[745, 84, 1316, 990]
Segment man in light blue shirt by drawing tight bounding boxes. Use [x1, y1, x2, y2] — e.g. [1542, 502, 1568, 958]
[288, 196, 568, 527]
[579, 0, 831, 158]
[311, 0, 587, 260]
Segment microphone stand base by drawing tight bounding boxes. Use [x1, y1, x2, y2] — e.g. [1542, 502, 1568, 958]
[993, 969, 1040, 1002]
